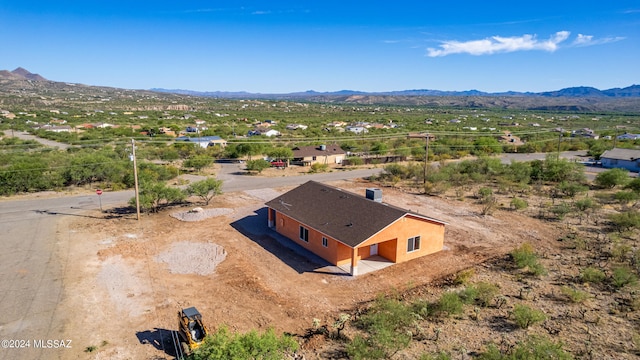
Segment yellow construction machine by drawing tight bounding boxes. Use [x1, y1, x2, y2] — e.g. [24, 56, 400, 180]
[177, 307, 209, 355]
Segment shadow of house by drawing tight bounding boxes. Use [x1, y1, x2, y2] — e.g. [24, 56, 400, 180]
[135, 328, 178, 357]
[230, 207, 348, 276]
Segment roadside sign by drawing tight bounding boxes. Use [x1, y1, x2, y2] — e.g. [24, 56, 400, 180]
[96, 189, 103, 195]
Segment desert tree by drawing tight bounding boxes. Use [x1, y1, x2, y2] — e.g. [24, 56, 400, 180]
[185, 178, 223, 205]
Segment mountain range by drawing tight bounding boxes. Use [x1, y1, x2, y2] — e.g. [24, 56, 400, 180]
[150, 85, 640, 99]
[1, 67, 639, 112]
[0, 67, 47, 82]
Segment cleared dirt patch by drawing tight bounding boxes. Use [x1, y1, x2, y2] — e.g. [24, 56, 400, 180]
[155, 242, 227, 275]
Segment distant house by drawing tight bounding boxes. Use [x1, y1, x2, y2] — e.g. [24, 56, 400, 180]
[265, 181, 447, 276]
[176, 135, 227, 149]
[499, 131, 524, 146]
[600, 148, 640, 172]
[291, 144, 347, 166]
[248, 128, 281, 137]
[571, 128, 599, 140]
[286, 124, 308, 130]
[616, 133, 640, 141]
[345, 126, 368, 134]
[40, 125, 72, 133]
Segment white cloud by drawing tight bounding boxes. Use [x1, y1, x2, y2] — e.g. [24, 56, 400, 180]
[572, 34, 625, 47]
[427, 31, 570, 57]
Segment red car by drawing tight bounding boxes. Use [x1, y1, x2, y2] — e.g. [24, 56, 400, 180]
[270, 160, 286, 168]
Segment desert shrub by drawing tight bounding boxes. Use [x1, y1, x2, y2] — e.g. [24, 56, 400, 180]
[435, 292, 464, 316]
[510, 197, 528, 210]
[608, 210, 640, 232]
[581, 267, 606, 284]
[411, 299, 430, 319]
[478, 336, 572, 360]
[191, 326, 298, 360]
[512, 304, 546, 329]
[560, 286, 589, 303]
[420, 352, 452, 360]
[558, 181, 588, 198]
[453, 268, 475, 285]
[510, 243, 546, 275]
[611, 266, 638, 289]
[595, 168, 630, 188]
[346, 156, 364, 166]
[347, 296, 415, 360]
[511, 243, 536, 268]
[614, 190, 640, 204]
[477, 187, 493, 202]
[550, 202, 572, 220]
[458, 286, 479, 305]
[473, 282, 500, 307]
[309, 162, 329, 173]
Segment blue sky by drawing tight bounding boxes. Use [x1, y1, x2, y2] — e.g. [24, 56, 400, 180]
[1, 1, 638, 93]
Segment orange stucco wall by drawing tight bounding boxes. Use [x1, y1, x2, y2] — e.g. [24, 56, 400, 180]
[272, 211, 343, 265]
[357, 214, 444, 263]
[269, 209, 445, 267]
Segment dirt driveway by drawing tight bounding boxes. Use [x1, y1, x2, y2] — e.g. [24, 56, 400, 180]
[57, 178, 559, 359]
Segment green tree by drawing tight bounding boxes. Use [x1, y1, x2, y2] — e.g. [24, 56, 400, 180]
[185, 178, 223, 205]
[245, 159, 271, 174]
[473, 137, 503, 155]
[595, 168, 630, 189]
[131, 181, 186, 213]
[266, 147, 293, 162]
[184, 155, 213, 172]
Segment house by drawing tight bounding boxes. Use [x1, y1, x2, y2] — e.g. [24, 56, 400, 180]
[499, 131, 524, 146]
[248, 128, 281, 137]
[345, 125, 368, 134]
[600, 148, 640, 172]
[265, 181, 447, 275]
[571, 128, 599, 140]
[39, 125, 72, 133]
[291, 144, 347, 166]
[286, 123, 308, 130]
[175, 135, 227, 148]
[616, 133, 640, 141]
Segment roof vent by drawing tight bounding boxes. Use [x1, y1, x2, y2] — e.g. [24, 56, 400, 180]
[366, 188, 382, 202]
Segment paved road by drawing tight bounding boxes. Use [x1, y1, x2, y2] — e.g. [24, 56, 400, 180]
[2, 131, 73, 150]
[0, 195, 105, 360]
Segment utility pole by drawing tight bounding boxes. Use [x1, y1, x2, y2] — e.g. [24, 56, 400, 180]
[131, 138, 141, 221]
[408, 132, 430, 184]
[557, 133, 562, 154]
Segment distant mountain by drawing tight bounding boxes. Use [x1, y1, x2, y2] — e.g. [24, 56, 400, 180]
[2, 67, 640, 112]
[152, 85, 640, 99]
[0, 67, 47, 81]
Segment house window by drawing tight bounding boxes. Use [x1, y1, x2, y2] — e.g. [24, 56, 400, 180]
[407, 236, 421, 252]
[322, 237, 328, 247]
[299, 226, 309, 242]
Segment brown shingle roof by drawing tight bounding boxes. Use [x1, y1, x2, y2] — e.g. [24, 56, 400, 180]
[265, 181, 446, 248]
[292, 145, 346, 158]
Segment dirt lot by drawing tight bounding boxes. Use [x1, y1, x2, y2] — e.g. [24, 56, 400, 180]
[52, 173, 584, 360]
